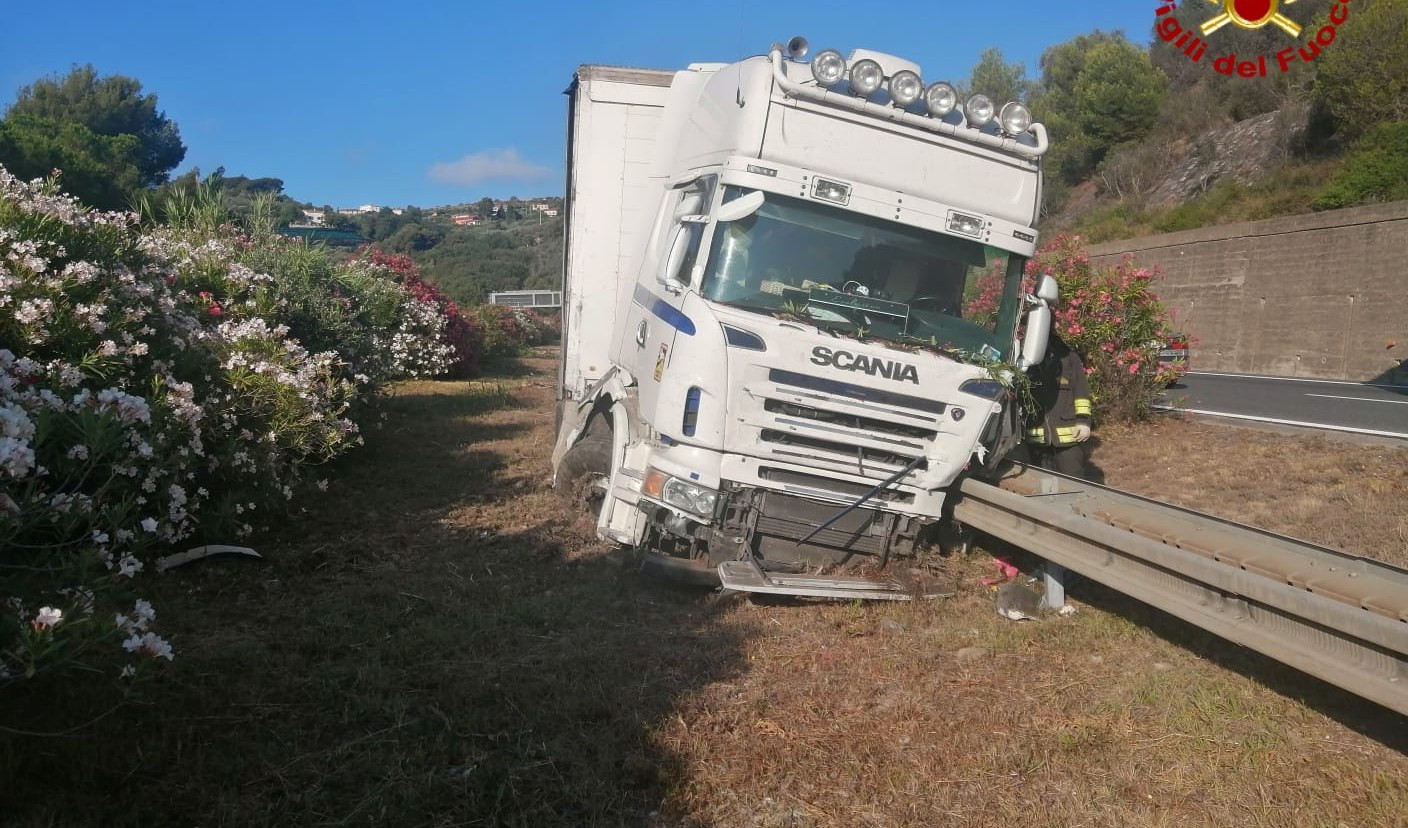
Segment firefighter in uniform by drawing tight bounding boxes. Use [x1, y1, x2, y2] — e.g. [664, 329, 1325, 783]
[1025, 332, 1092, 478]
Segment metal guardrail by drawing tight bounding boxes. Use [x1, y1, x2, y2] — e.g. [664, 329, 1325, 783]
[489, 290, 562, 309]
[953, 463, 1408, 716]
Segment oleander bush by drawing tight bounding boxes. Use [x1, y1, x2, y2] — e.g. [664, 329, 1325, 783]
[0, 166, 454, 685]
[1032, 235, 1185, 422]
[472, 303, 559, 363]
[966, 233, 1184, 421]
[357, 248, 484, 378]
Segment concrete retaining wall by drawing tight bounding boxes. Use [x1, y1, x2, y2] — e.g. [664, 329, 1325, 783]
[1084, 201, 1408, 383]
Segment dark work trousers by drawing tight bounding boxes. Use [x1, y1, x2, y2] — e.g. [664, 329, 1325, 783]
[1029, 443, 1088, 479]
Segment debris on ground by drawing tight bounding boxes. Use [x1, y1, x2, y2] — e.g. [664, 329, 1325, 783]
[994, 581, 1043, 621]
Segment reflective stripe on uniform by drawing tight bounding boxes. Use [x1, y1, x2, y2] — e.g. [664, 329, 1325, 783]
[1073, 398, 1092, 416]
[1028, 426, 1081, 445]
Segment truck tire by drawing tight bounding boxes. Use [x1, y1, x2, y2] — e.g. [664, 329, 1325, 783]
[554, 431, 611, 515]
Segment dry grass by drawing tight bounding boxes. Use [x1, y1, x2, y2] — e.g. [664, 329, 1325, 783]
[1089, 418, 1408, 568]
[3, 351, 1405, 827]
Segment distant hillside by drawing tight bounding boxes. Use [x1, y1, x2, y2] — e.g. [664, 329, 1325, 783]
[306, 196, 565, 307]
[411, 215, 563, 307]
[1035, 0, 1407, 242]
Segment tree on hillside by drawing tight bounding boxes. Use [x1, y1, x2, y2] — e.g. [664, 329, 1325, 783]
[1033, 31, 1132, 190]
[0, 114, 144, 209]
[1315, 0, 1408, 137]
[5, 65, 186, 187]
[1073, 41, 1165, 149]
[1031, 33, 1166, 195]
[1036, 30, 1127, 113]
[385, 222, 446, 253]
[966, 47, 1034, 106]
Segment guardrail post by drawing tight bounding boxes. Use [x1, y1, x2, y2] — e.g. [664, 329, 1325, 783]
[1042, 563, 1067, 610]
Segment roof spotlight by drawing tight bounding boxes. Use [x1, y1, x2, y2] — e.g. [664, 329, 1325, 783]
[889, 70, 923, 107]
[965, 94, 995, 127]
[811, 49, 847, 87]
[999, 101, 1032, 135]
[849, 58, 884, 97]
[786, 35, 809, 59]
[924, 82, 957, 116]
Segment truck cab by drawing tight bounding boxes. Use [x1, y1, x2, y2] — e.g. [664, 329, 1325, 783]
[552, 39, 1056, 591]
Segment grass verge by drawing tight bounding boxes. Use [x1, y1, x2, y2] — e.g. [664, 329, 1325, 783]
[3, 351, 1405, 827]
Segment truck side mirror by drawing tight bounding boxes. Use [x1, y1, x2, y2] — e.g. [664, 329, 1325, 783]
[1035, 273, 1059, 303]
[658, 223, 694, 293]
[1017, 274, 1058, 369]
[1019, 303, 1051, 370]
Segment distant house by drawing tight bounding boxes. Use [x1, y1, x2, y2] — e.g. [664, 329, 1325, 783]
[301, 209, 327, 226]
[451, 214, 481, 226]
[543, 208, 559, 217]
[531, 202, 549, 212]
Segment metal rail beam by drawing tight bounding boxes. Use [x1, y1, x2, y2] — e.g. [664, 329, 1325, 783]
[954, 464, 1408, 717]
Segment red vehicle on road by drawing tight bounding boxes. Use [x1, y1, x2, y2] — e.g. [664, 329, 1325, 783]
[1154, 334, 1190, 386]
[1158, 335, 1189, 371]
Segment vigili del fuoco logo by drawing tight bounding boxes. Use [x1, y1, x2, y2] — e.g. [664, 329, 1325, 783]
[1156, 0, 1351, 75]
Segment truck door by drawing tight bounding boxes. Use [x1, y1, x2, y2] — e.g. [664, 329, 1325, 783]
[621, 181, 710, 430]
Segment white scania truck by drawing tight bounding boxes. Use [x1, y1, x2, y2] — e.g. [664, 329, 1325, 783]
[551, 37, 1058, 597]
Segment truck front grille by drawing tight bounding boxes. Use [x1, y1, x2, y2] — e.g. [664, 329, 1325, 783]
[759, 429, 926, 472]
[763, 399, 937, 441]
[758, 467, 915, 504]
[768, 368, 946, 415]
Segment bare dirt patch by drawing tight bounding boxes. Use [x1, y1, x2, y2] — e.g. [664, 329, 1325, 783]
[5, 351, 1405, 827]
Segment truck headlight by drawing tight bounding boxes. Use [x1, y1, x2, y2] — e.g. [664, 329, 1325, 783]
[643, 469, 719, 518]
[965, 94, 995, 127]
[924, 82, 957, 116]
[849, 59, 884, 96]
[999, 101, 1032, 135]
[811, 49, 847, 87]
[889, 70, 922, 106]
[663, 477, 718, 517]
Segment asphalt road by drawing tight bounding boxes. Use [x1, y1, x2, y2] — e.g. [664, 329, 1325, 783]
[1159, 371, 1408, 439]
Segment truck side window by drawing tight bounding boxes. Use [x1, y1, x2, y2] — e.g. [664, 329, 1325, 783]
[670, 179, 713, 286]
[677, 224, 704, 286]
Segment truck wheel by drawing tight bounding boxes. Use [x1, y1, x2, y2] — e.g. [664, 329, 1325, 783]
[554, 432, 611, 515]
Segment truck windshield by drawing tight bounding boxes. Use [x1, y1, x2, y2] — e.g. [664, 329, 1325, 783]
[699, 187, 1024, 361]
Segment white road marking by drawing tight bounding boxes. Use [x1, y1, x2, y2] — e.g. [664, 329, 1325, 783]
[1153, 406, 1408, 439]
[1305, 393, 1408, 405]
[1188, 371, 1408, 389]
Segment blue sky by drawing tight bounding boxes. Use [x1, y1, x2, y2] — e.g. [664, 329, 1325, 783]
[2, 1, 1157, 209]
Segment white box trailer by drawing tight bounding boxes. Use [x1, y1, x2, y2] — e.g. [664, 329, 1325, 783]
[553, 39, 1058, 597]
[559, 66, 675, 403]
